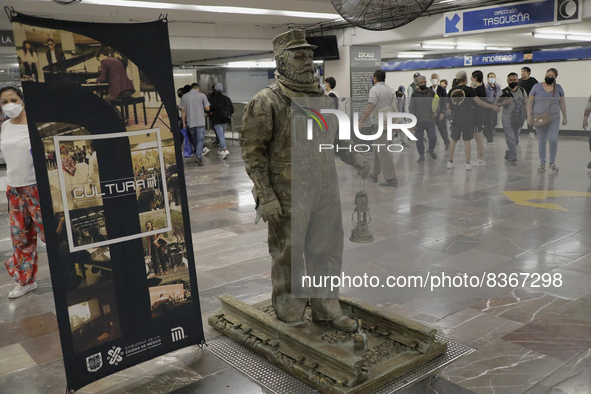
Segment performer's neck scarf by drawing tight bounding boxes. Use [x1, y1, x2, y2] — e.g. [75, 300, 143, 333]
[275, 71, 324, 98]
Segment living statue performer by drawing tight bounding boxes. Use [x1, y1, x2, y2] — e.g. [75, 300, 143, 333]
[241, 30, 370, 332]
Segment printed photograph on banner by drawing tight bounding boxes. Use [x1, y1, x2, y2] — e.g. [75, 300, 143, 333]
[36, 122, 93, 213]
[12, 23, 173, 133]
[54, 129, 172, 252]
[66, 279, 121, 354]
[144, 209, 191, 319]
[55, 210, 113, 295]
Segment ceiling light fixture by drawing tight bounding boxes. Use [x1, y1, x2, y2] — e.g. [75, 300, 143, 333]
[225, 61, 276, 68]
[486, 46, 513, 51]
[567, 35, 591, 42]
[457, 45, 486, 50]
[81, 0, 342, 20]
[397, 54, 424, 58]
[421, 44, 455, 49]
[533, 33, 566, 39]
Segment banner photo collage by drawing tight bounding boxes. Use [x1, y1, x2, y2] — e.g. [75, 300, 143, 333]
[8, 11, 204, 393]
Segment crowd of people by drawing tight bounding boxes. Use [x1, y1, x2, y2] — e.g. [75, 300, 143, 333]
[344, 65, 571, 185]
[177, 82, 234, 166]
[0, 62, 585, 299]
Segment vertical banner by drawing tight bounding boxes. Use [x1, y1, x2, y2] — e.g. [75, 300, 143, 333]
[350, 45, 381, 136]
[7, 11, 203, 393]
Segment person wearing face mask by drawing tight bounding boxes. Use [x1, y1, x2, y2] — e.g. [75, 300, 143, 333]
[0, 87, 45, 299]
[407, 72, 421, 111]
[358, 70, 399, 187]
[431, 73, 450, 150]
[496, 72, 528, 166]
[447, 71, 500, 170]
[527, 68, 567, 172]
[470, 70, 501, 167]
[484, 72, 501, 144]
[410, 75, 438, 163]
[519, 67, 539, 139]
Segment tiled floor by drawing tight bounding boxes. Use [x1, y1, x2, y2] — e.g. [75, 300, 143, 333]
[2, 134, 591, 393]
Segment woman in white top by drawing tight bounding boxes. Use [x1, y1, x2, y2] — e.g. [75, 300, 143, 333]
[0, 86, 45, 299]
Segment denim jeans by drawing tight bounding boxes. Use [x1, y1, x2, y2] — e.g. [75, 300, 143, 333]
[535, 116, 560, 165]
[414, 121, 437, 156]
[188, 126, 206, 158]
[213, 123, 228, 150]
[502, 116, 521, 161]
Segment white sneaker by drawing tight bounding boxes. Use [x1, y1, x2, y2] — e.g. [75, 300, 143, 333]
[218, 150, 229, 159]
[202, 147, 210, 156]
[466, 163, 472, 171]
[529, 132, 535, 139]
[472, 160, 486, 167]
[8, 282, 38, 299]
[447, 161, 454, 169]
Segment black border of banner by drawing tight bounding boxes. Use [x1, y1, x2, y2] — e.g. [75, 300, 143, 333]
[7, 11, 203, 393]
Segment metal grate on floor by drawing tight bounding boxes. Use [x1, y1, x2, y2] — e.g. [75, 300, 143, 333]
[207, 335, 475, 394]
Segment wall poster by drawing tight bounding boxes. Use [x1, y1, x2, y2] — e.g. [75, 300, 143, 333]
[7, 10, 204, 393]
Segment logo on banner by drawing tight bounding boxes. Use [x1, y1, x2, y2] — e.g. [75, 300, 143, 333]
[86, 353, 103, 372]
[71, 177, 157, 201]
[303, 109, 418, 153]
[464, 56, 473, 66]
[171, 327, 187, 342]
[107, 346, 123, 366]
[557, 0, 579, 21]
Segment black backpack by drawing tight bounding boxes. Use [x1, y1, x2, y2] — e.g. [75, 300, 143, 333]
[508, 87, 526, 129]
[218, 95, 234, 122]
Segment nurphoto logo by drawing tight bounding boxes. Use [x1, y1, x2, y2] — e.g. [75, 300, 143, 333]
[86, 352, 103, 372]
[305, 109, 418, 153]
[171, 327, 187, 342]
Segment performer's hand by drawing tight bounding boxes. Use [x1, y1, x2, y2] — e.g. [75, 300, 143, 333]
[562, 116, 568, 126]
[260, 199, 283, 224]
[527, 115, 532, 126]
[493, 105, 502, 113]
[583, 118, 588, 130]
[439, 113, 444, 121]
[357, 160, 371, 179]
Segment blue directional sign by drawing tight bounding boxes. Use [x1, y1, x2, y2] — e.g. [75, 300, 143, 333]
[444, 0, 582, 36]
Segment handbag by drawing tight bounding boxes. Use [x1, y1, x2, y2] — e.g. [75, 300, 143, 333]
[532, 86, 555, 127]
[180, 127, 194, 158]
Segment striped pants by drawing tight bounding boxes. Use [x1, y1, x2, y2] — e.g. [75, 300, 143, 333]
[4, 185, 45, 285]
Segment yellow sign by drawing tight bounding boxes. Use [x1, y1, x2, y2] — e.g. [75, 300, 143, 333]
[503, 190, 591, 211]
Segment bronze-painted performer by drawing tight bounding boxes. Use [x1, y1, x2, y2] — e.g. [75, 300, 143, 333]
[241, 30, 370, 331]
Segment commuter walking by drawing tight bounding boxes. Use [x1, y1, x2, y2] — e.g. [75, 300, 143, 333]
[407, 72, 420, 110]
[527, 68, 567, 172]
[180, 83, 211, 166]
[519, 67, 539, 139]
[0, 86, 45, 299]
[431, 73, 450, 150]
[208, 83, 232, 159]
[484, 72, 501, 144]
[496, 72, 527, 166]
[358, 70, 398, 187]
[471, 70, 488, 166]
[447, 71, 500, 171]
[410, 75, 437, 162]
